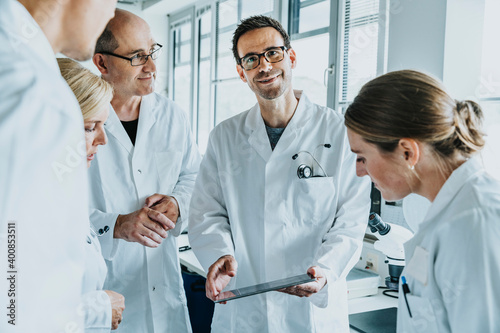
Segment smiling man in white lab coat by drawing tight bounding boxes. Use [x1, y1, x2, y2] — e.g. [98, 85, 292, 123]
[189, 16, 370, 332]
[0, 0, 116, 332]
[88, 9, 200, 333]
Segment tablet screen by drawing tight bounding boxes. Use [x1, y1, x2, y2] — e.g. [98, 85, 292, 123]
[214, 273, 316, 303]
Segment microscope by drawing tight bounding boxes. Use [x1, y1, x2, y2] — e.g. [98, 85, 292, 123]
[368, 212, 413, 290]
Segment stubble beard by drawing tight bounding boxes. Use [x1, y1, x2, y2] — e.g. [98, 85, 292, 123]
[253, 69, 291, 100]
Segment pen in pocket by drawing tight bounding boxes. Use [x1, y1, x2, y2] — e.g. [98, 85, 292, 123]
[401, 276, 412, 318]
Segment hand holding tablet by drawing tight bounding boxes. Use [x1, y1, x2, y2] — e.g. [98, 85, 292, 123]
[214, 273, 317, 303]
[212, 265, 325, 303]
[206, 255, 238, 304]
[278, 266, 327, 297]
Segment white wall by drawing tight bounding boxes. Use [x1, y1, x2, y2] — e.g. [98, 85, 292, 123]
[386, 0, 486, 101]
[386, 0, 447, 78]
[443, 0, 485, 100]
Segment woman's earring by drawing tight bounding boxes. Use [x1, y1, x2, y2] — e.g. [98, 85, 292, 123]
[409, 164, 415, 170]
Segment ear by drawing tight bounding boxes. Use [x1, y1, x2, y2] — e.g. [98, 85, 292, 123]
[236, 64, 247, 83]
[398, 138, 420, 168]
[93, 53, 108, 75]
[288, 48, 297, 69]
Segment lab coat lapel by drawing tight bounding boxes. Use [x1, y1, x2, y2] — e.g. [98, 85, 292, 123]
[246, 90, 312, 162]
[104, 105, 134, 154]
[271, 90, 310, 154]
[247, 104, 272, 162]
[135, 95, 156, 147]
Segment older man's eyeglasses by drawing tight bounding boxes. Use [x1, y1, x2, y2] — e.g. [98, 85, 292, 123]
[238, 46, 288, 71]
[100, 43, 163, 66]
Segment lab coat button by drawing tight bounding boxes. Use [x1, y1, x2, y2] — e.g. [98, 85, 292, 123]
[138, 169, 142, 174]
[152, 286, 156, 291]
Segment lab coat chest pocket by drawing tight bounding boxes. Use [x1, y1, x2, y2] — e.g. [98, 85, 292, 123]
[154, 151, 182, 193]
[292, 177, 336, 225]
[401, 294, 440, 333]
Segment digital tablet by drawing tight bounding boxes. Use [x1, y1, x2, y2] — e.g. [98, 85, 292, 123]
[214, 273, 316, 303]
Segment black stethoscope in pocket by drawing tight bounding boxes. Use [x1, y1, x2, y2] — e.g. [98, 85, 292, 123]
[292, 144, 331, 179]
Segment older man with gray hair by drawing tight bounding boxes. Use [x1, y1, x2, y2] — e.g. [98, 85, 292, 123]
[89, 9, 201, 333]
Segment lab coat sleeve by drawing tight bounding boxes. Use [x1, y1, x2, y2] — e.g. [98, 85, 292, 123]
[170, 111, 202, 236]
[88, 159, 120, 261]
[188, 131, 235, 273]
[310, 133, 370, 308]
[435, 207, 500, 333]
[80, 290, 112, 332]
[89, 209, 120, 260]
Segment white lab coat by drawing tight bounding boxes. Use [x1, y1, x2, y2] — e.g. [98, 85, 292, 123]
[397, 157, 500, 333]
[88, 93, 201, 333]
[82, 229, 112, 332]
[0, 1, 88, 331]
[189, 91, 370, 332]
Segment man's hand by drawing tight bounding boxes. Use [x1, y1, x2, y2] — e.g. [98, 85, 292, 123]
[278, 266, 327, 297]
[114, 206, 175, 247]
[104, 290, 125, 330]
[145, 194, 180, 223]
[206, 255, 238, 303]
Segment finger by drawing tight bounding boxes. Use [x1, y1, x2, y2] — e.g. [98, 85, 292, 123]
[150, 200, 179, 222]
[223, 258, 238, 276]
[307, 266, 323, 280]
[297, 281, 319, 294]
[206, 267, 219, 299]
[123, 225, 161, 246]
[144, 193, 165, 208]
[148, 199, 170, 213]
[131, 224, 164, 245]
[147, 209, 175, 230]
[206, 279, 217, 300]
[132, 232, 160, 248]
[279, 284, 314, 297]
[143, 219, 168, 239]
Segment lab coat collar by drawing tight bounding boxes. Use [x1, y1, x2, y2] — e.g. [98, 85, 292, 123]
[104, 94, 157, 155]
[246, 90, 311, 162]
[420, 156, 484, 228]
[105, 104, 134, 154]
[3, 0, 59, 74]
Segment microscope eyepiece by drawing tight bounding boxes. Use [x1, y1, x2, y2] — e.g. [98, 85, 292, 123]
[368, 212, 391, 236]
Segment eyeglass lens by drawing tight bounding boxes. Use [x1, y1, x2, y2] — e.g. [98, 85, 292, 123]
[131, 46, 162, 66]
[242, 48, 284, 70]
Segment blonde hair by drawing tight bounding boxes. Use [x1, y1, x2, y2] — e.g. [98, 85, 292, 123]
[57, 58, 113, 120]
[345, 70, 485, 171]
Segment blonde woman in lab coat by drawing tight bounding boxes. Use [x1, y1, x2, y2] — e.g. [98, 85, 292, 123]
[345, 70, 500, 332]
[59, 58, 125, 332]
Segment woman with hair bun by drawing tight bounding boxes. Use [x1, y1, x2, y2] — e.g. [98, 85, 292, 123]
[58, 58, 125, 332]
[345, 70, 500, 332]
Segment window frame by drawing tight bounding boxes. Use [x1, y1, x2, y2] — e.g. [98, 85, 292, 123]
[168, 7, 196, 124]
[167, 0, 388, 150]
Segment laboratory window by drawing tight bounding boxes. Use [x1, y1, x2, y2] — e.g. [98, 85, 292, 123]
[168, 0, 386, 153]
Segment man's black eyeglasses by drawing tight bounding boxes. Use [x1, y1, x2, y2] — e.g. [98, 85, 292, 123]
[238, 46, 288, 71]
[100, 43, 163, 66]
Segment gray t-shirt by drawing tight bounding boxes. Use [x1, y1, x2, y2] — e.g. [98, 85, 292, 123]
[265, 125, 285, 150]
